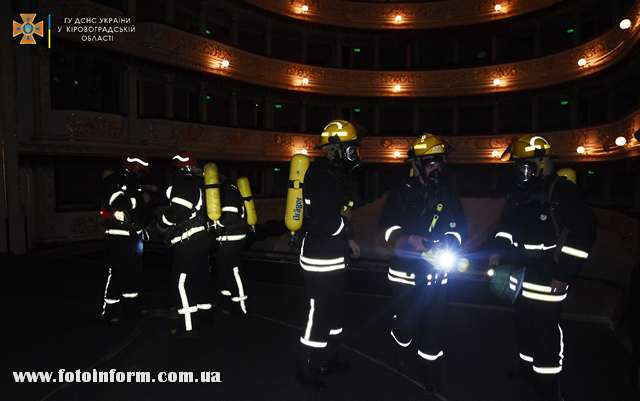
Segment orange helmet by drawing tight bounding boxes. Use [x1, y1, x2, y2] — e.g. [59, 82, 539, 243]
[121, 155, 150, 174]
[172, 152, 198, 170]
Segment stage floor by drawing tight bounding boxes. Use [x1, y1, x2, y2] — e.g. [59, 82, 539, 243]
[5, 249, 638, 401]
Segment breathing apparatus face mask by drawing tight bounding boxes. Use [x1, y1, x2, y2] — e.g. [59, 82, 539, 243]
[413, 156, 442, 185]
[341, 143, 361, 171]
[515, 160, 539, 187]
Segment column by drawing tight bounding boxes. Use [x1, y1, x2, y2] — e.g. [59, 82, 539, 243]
[263, 97, 273, 130]
[531, 96, 540, 131]
[374, 37, 381, 69]
[373, 105, 381, 135]
[492, 100, 500, 134]
[570, 87, 579, 128]
[412, 105, 420, 135]
[164, 74, 174, 119]
[230, 91, 238, 127]
[165, 0, 174, 25]
[334, 37, 342, 67]
[607, 80, 616, 122]
[199, 83, 207, 124]
[533, 21, 541, 57]
[3, 3, 27, 253]
[452, 103, 460, 135]
[453, 39, 461, 66]
[300, 99, 307, 132]
[264, 20, 272, 56]
[491, 35, 498, 63]
[301, 29, 308, 64]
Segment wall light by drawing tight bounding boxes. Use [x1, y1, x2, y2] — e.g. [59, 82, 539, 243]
[494, 3, 503, 12]
[615, 136, 627, 146]
[296, 149, 308, 155]
[393, 83, 402, 92]
[394, 15, 403, 24]
[221, 59, 230, 68]
[393, 150, 402, 158]
[301, 4, 309, 13]
[577, 58, 587, 67]
[619, 19, 632, 30]
[491, 150, 501, 158]
[301, 77, 309, 86]
[493, 78, 503, 86]
[576, 146, 586, 154]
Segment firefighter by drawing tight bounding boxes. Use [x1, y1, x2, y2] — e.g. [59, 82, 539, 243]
[379, 134, 466, 394]
[490, 135, 595, 401]
[212, 175, 251, 316]
[296, 120, 361, 387]
[159, 152, 211, 337]
[100, 155, 151, 323]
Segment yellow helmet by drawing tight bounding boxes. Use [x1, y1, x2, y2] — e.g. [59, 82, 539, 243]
[319, 120, 358, 147]
[557, 168, 577, 184]
[501, 135, 551, 161]
[409, 133, 447, 158]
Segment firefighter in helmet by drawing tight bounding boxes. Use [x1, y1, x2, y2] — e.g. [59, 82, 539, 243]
[379, 133, 467, 394]
[100, 155, 151, 323]
[489, 135, 595, 400]
[159, 152, 211, 337]
[296, 120, 361, 387]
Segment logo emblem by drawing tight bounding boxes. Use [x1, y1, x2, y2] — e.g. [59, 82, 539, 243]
[12, 13, 44, 45]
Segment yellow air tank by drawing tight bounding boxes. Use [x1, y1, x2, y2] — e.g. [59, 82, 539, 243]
[203, 162, 222, 222]
[556, 168, 577, 184]
[237, 176, 258, 228]
[285, 154, 310, 235]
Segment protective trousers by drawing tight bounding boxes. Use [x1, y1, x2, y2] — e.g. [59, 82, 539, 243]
[388, 268, 448, 364]
[214, 237, 248, 315]
[172, 234, 211, 334]
[300, 269, 345, 367]
[101, 234, 142, 319]
[515, 296, 564, 400]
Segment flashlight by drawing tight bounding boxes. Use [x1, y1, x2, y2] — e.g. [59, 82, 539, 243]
[436, 249, 456, 272]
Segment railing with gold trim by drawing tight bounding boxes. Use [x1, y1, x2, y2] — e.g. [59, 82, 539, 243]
[23, 107, 640, 164]
[243, 0, 562, 30]
[53, 0, 640, 98]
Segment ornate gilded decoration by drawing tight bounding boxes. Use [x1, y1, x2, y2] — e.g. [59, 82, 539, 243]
[245, 0, 561, 30]
[52, 0, 640, 98]
[22, 108, 640, 164]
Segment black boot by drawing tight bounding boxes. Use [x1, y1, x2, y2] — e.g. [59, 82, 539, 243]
[102, 301, 122, 324]
[507, 360, 534, 382]
[296, 348, 327, 388]
[393, 345, 410, 373]
[320, 339, 351, 375]
[534, 375, 563, 401]
[420, 359, 444, 395]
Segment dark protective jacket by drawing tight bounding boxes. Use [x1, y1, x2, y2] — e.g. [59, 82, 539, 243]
[379, 175, 467, 271]
[300, 158, 355, 269]
[216, 180, 249, 238]
[493, 175, 596, 286]
[101, 169, 146, 234]
[160, 171, 206, 245]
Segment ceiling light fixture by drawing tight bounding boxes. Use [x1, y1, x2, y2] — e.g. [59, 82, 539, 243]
[619, 19, 632, 30]
[615, 136, 627, 146]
